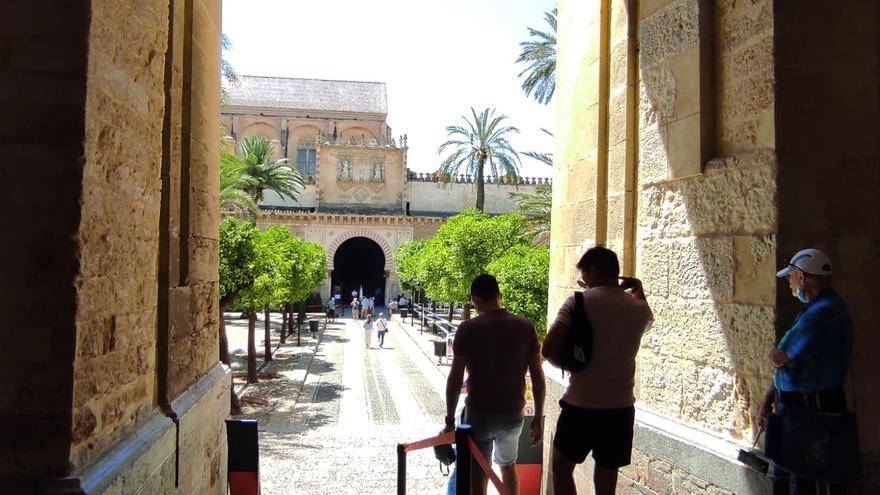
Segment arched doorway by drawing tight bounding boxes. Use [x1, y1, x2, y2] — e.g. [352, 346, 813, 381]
[330, 237, 386, 305]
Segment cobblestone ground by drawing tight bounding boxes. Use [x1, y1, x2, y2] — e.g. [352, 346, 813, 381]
[228, 312, 456, 494]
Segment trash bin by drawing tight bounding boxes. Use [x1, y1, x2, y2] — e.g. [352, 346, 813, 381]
[309, 319, 319, 335]
[433, 340, 448, 365]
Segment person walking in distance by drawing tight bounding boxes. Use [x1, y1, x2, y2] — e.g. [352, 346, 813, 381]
[757, 248, 854, 495]
[542, 247, 653, 495]
[376, 313, 388, 348]
[443, 274, 546, 495]
[351, 297, 360, 320]
[362, 314, 374, 349]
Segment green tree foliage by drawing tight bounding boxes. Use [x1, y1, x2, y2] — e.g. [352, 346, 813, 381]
[230, 135, 304, 204]
[487, 245, 550, 338]
[509, 184, 552, 245]
[516, 8, 557, 105]
[219, 217, 259, 306]
[394, 209, 532, 304]
[394, 239, 427, 293]
[238, 227, 326, 312]
[438, 108, 521, 212]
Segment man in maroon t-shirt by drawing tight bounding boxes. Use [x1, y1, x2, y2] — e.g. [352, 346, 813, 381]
[443, 274, 546, 495]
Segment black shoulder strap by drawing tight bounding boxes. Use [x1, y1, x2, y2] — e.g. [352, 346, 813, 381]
[572, 291, 587, 327]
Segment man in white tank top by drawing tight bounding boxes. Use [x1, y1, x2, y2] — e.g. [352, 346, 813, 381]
[542, 246, 653, 495]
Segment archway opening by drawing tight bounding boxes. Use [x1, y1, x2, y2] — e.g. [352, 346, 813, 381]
[331, 237, 386, 306]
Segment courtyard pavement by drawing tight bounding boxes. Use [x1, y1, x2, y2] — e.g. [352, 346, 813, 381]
[225, 311, 461, 494]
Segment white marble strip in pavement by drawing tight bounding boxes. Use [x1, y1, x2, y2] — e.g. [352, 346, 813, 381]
[374, 331, 426, 429]
[337, 319, 370, 431]
[386, 318, 449, 398]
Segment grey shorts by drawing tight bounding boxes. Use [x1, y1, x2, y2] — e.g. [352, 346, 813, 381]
[463, 406, 525, 466]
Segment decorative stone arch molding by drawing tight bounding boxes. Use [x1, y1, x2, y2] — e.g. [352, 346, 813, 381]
[326, 229, 394, 272]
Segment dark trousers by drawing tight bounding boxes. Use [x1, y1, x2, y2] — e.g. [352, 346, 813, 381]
[377, 330, 386, 347]
[772, 389, 848, 495]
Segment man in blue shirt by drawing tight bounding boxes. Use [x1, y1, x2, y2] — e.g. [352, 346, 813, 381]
[757, 248, 853, 494]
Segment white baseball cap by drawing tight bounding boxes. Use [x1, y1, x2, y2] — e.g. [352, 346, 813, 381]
[776, 248, 833, 278]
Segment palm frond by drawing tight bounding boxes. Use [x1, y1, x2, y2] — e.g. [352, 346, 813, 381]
[516, 8, 557, 105]
[510, 184, 552, 244]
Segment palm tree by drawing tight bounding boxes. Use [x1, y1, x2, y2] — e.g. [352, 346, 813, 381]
[510, 184, 552, 245]
[220, 34, 239, 106]
[516, 7, 557, 105]
[524, 128, 554, 167]
[220, 148, 258, 218]
[237, 135, 304, 204]
[438, 108, 521, 212]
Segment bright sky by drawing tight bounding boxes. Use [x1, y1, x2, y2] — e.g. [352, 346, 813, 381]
[222, 0, 556, 178]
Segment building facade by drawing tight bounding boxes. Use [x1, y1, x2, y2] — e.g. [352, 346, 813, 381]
[223, 76, 550, 303]
[550, 0, 879, 493]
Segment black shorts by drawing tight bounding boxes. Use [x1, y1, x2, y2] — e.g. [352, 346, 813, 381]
[553, 400, 635, 468]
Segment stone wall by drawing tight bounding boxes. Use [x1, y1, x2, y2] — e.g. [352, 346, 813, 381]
[550, 0, 776, 493]
[1, 0, 230, 492]
[407, 180, 543, 215]
[552, 0, 879, 493]
[635, 0, 776, 442]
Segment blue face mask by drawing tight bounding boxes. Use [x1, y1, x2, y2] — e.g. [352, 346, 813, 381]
[796, 288, 808, 303]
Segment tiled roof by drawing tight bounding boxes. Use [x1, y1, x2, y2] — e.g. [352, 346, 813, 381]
[227, 75, 387, 115]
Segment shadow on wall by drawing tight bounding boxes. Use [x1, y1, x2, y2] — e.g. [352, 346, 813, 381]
[634, 0, 879, 489]
[633, 0, 776, 445]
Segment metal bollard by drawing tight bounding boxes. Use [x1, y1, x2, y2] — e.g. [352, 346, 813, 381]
[397, 443, 407, 495]
[455, 425, 473, 495]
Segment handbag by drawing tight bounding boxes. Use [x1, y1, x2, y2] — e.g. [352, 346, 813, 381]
[765, 403, 860, 482]
[559, 292, 593, 373]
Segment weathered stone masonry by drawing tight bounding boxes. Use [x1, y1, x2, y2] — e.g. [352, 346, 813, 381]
[1, 0, 230, 493]
[550, 0, 879, 493]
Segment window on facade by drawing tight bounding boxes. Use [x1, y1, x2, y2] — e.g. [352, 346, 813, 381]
[297, 148, 317, 181]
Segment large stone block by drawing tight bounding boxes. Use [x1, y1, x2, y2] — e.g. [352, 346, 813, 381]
[641, 165, 776, 239]
[639, 0, 699, 68]
[643, 299, 733, 369]
[637, 239, 670, 298]
[637, 351, 684, 418]
[682, 364, 736, 434]
[669, 236, 734, 302]
[638, 119, 669, 185]
[666, 113, 704, 178]
[733, 235, 775, 304]
[717, 303, 775, 377]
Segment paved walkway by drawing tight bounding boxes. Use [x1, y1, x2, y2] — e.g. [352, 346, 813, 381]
[229, 312, 457, 494]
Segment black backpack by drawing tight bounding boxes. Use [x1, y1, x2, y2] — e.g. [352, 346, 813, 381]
[559, 292, 593, 373]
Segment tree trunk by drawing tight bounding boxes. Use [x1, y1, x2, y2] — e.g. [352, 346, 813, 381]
[219, 308, 230, 364]
[264, 309, 272, 362]
[475, 158, 486, 211]
[448, 303, 454, 323]
[218, 306, 242, 415]
[464, 303, 473, 321]
[280, 308, 288, 344]
[297, 302, 305, 346]
[247, 312, 258, 383]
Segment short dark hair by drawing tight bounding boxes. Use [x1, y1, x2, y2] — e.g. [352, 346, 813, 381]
[576, 246, 620, 277]
[470, 274, 501, 300]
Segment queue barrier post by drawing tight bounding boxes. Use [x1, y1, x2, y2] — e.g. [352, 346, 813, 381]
[397, 443, 407, 495]
[455, 425, 473, 495]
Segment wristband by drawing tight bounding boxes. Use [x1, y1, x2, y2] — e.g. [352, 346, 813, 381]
[444, 415, 455, 426]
